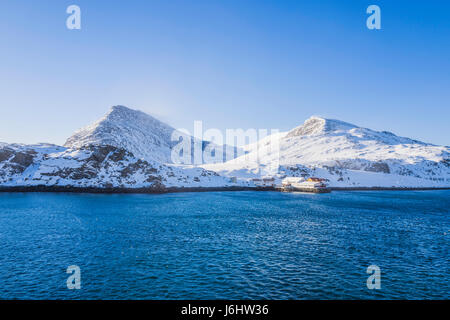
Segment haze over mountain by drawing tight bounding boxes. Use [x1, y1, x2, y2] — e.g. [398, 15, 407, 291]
[0, 106, 449, 190]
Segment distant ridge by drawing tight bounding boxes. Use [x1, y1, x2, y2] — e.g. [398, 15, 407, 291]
[287, 116, 358, 137]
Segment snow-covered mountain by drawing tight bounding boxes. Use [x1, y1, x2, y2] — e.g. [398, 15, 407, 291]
[0, 143, 236, 189]
[65, 105, 190, 163]
[1, 108, 449, 191]
[203, 116, 450, 188]
[65, 105, 237, 164]
[0, 106, 242, 190]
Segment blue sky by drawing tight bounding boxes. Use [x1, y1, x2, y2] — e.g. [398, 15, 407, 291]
[0, 0, 449, 145]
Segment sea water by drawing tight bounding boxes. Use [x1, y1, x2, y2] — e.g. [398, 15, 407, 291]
[0, 190, 448, 299]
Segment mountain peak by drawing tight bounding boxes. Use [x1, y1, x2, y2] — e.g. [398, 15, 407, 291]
[108, 105, 140, 114]
[106, 105, 128, 116]
[105, 105, 155, 121]
[64, 106, 178, 162]
[110, 105, 130, 111]
[287, 116, 357, 137]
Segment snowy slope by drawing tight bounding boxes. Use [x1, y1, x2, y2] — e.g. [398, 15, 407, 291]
[202, 116, 450, 188]
[1, 106, 243, 190]
[65, 105, 237, 164]
[65, 105, 186, 163]
[1, 110, 449, 190]
[0, 143, 237, 189]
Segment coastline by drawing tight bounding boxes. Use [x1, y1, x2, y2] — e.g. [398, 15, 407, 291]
[0, 185, 449, 194]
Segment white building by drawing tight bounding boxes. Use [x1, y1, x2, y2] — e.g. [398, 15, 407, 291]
[282, 177, 306, 187]
[281, 177, 328, 190]
[252, 177, 276, 187]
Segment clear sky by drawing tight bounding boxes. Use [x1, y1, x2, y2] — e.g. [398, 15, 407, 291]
[0, 0, 449, 146]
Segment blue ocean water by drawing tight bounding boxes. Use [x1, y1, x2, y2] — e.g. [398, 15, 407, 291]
[0, 190, 448, 300]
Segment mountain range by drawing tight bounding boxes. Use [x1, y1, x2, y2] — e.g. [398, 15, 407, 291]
[1, 106, 449, 191]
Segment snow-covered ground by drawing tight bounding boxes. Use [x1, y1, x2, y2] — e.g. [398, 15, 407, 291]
[1, 108, 449, 190]
[0, 143, 238, 189]
[202, 116, 450, 188]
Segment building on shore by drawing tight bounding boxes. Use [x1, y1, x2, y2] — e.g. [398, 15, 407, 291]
[307, 177, 328, 183]
[252, 177, 276, 188]
[281, 177, 306, 187]
[280, 176, 330, 193]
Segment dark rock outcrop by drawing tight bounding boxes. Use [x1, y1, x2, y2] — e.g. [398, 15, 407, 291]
[365, 162, 390, 174]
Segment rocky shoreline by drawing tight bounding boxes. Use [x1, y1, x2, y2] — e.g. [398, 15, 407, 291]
[0, 185, 259, 194]
[2, 107, 449, 194]
[0, 185, 449, 195]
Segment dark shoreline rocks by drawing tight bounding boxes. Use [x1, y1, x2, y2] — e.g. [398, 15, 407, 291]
[0, 185, 448, 195]
[0, 185, 259, 194]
